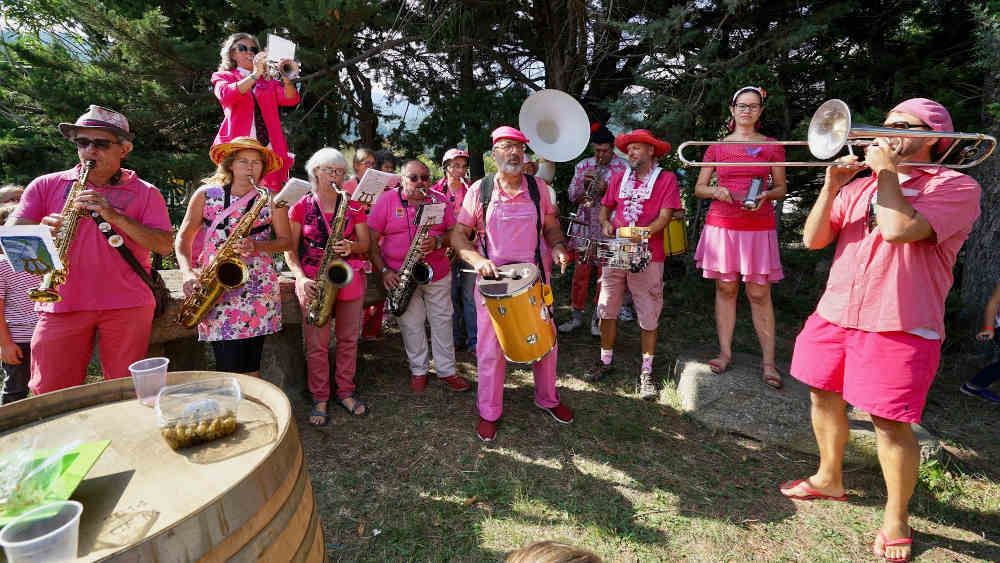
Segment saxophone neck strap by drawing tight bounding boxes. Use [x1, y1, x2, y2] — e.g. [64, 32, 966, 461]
[207, 184, 260, 234]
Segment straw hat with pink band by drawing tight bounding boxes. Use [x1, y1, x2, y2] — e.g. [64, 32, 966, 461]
[58, 105, 134, 141]
[888, 98, 955, 155]
[209, 136, 283, 175]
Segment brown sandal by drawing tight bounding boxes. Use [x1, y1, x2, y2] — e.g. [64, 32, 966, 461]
[763, 364, 783, 389]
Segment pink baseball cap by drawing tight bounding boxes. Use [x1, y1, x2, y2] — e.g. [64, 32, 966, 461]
[889, 98, 954, 154]
[442, 148, 470, 166]
[490, 126, 529, 145]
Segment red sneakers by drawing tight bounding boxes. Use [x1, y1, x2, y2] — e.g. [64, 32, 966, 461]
[410, 374, 428, 392]
[477, 418, 497, 441]
[440, 375, 471, 392]
[536, 402, 574, 424]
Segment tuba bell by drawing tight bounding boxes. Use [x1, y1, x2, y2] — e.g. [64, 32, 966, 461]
[518, 89, 591, 163]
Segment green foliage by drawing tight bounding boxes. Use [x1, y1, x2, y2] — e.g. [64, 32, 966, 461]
[917, 459, 963, 503]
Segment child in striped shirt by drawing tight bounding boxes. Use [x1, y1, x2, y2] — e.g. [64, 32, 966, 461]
[1, 201, 40, 404]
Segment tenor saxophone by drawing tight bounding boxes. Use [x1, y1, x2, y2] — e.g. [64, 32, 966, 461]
[176, 178, 271, 328]
[385, 202, 434, 316]
[305, 186, 354, 326]
[29, 160, 96, 303]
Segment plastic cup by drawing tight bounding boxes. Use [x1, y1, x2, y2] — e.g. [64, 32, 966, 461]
[0, 500, 82, 562]
[129, 357, 169, 406]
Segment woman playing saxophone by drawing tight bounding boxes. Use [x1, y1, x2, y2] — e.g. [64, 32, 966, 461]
[174, 137, 291, 378]
[284, 148, 371, 424]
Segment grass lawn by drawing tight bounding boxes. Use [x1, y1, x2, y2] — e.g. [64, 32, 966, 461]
[293, 248, 1000, 562]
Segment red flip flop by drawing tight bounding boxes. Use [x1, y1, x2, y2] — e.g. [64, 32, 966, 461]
[778, 478, 847, 502]
[872, 529, 913, 562]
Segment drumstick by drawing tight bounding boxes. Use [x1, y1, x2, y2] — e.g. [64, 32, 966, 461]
[461, 269, 519, 279]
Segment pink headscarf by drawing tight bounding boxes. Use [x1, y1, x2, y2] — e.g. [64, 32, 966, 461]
[889, 98, 954, 154]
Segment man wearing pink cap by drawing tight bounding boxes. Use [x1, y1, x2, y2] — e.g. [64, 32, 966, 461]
[584, 129, 682, 400]
[779, 98, 981, 562]
[12, 105, 174, 393]
[451, 126, 573, 442]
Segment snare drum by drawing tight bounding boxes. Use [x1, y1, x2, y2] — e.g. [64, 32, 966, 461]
[664, 215, 688, 256]
[478, 263, 556, 364]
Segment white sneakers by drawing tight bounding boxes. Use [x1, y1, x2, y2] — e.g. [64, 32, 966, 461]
[558, 314, 583, 333]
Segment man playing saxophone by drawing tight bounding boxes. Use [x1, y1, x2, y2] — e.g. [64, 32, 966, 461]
[368, 160, 471, 393]
[11, 105, 173, 394]
[175, 137, 291, 379]
[284, 148, 371, 423]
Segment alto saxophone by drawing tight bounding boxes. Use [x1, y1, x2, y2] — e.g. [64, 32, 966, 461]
[29, 160, 96, 303]
[385, 201, 434, 316]
[305, 186, 354, 326]
[176, 178, 271, 328]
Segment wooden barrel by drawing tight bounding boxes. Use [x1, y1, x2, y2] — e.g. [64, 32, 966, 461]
[0, 372, 325, 562]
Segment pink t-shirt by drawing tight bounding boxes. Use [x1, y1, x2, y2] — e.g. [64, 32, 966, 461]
[288, 192, 367, 301]
[601, 168, 682, 262]
[367, 187, 455, 282]
[16, 166, 172, 313]
[431, 177, 469, 217]
[457, 175, 557, 271]
[815, 166, 981, 337]
[704, 141, 784, 231]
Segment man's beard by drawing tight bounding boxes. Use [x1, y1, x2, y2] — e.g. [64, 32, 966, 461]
[497, 157, 523, 175]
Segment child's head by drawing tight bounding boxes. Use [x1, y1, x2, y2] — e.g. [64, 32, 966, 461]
[506, 540, 601, 563]
[0, 203, 15, 226]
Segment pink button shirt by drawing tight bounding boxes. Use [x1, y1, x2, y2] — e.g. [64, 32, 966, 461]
[16, 166, 172, 313]
[288, 192, 367, 301]
[816, 166, 981, 337]
[367, 187, 455, 282]
[601, 168, 682, 262]
[458, 175, 556, 277]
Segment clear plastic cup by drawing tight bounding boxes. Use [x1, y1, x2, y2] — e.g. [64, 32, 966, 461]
[0, 500, 82, 562]
[129, 357, 169, 407]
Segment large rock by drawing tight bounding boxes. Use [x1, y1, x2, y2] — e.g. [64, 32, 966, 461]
[674, 352, 942, 468]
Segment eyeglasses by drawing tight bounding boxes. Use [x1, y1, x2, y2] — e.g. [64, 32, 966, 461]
[881, 121, 930, 130]
[73, 137, 119, 150]
[734, 103, 762, 113]
[406, 174, 431, 182]
[495, 142, 525, 153]
[317, 166, 347, 176]
[235, 44, 260, 54]
[234, 158, 264, 167]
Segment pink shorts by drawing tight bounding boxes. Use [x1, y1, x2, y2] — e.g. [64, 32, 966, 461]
[597, 262, 664, 331]
[790, 313, 941, 423]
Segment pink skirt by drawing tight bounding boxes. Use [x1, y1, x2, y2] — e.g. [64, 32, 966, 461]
[694, 225, 783, 284]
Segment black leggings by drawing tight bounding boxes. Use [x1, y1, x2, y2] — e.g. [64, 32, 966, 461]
[211, 335, 266, 374]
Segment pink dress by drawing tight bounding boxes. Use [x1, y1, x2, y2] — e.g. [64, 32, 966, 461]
[694, 141, 785, 284]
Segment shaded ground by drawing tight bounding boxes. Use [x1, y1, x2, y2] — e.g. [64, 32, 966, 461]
[294, 249, 1000, 562]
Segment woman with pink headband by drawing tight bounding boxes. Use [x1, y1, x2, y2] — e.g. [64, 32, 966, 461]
[693, 86, 788, 388]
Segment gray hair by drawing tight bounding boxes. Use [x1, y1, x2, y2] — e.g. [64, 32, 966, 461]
[305, 148, 348, 186]
[218, 33, 257, 72]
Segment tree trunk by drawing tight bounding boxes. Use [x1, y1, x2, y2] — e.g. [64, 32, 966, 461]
[461, 44, 486, 181]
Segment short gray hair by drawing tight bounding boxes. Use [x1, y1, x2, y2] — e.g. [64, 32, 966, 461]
[305, 148, 348, 186]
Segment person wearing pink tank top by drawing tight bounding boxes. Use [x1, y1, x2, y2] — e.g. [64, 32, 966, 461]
[693, 86, 788, 388]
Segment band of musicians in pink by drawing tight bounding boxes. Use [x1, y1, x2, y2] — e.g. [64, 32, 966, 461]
[2, 47, 988, 562]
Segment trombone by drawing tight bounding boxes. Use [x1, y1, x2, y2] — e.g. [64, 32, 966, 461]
[677, 99, 996, 169]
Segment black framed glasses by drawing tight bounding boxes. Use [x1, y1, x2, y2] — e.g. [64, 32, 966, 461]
[406, 174, 431, 182]
[734, 103, 762, 112]
[236, 44, 260, 54]
[73, 137, 119, 150]
[882, 121, 930, 130]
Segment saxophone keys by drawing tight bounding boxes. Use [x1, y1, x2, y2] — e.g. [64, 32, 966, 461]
[108, 234, 124, 247]
[98, 221, 112, 233]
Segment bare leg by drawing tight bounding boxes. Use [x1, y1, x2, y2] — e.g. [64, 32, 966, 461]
[745, 282, 776, 367]
[780, 388, 848, 498]
[870, 415, 918, 561]
[711, 280, 739, 369]
[640, 329, 657, 356]
[600, 318, 617, 350]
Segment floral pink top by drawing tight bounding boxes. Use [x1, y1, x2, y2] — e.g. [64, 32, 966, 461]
[196, 184, 283, 342]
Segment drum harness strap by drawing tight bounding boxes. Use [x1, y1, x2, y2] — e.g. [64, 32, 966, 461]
[479, 174, 547, 284]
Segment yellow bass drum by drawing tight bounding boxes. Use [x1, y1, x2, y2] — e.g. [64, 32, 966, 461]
[478, 262, 556, 364]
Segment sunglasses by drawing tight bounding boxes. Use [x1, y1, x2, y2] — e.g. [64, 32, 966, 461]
[73, 137, 119, 150]
[235, 44, 260, 54]
[406, 174, 431, 182]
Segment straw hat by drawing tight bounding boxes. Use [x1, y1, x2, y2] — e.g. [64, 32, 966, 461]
[58, 105, 134, 140]
[209, 136, 283, 175]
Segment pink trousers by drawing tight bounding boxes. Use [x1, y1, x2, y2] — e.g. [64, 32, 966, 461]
[475, 290, 559, 422]
[297, 292, 364, 402]
[30, 305, 154, 395]
[570, 262, 601, 311]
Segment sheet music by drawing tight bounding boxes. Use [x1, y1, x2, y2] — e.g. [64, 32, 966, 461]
[0, 225, 64, 273]
[351, 169, 399, 202]
[417, 202, 445, 226]
[275, 177, 312, 207]
[266, 34, 296, 62]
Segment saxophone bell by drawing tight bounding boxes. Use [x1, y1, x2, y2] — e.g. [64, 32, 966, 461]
[411, 262, 433, 285]
[325, 260, 354, 287]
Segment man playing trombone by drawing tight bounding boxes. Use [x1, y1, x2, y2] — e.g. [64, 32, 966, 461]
[779, 98, 982, 563]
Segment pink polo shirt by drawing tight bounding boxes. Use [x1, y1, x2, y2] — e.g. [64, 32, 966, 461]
[16, 166, 172, 313]
[367, 187, 455, 282]
[815, 166, 981, 337]
[601, 168, 682, 262]
[431, 177, 469, 217]
[457, 175, 556, 269]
